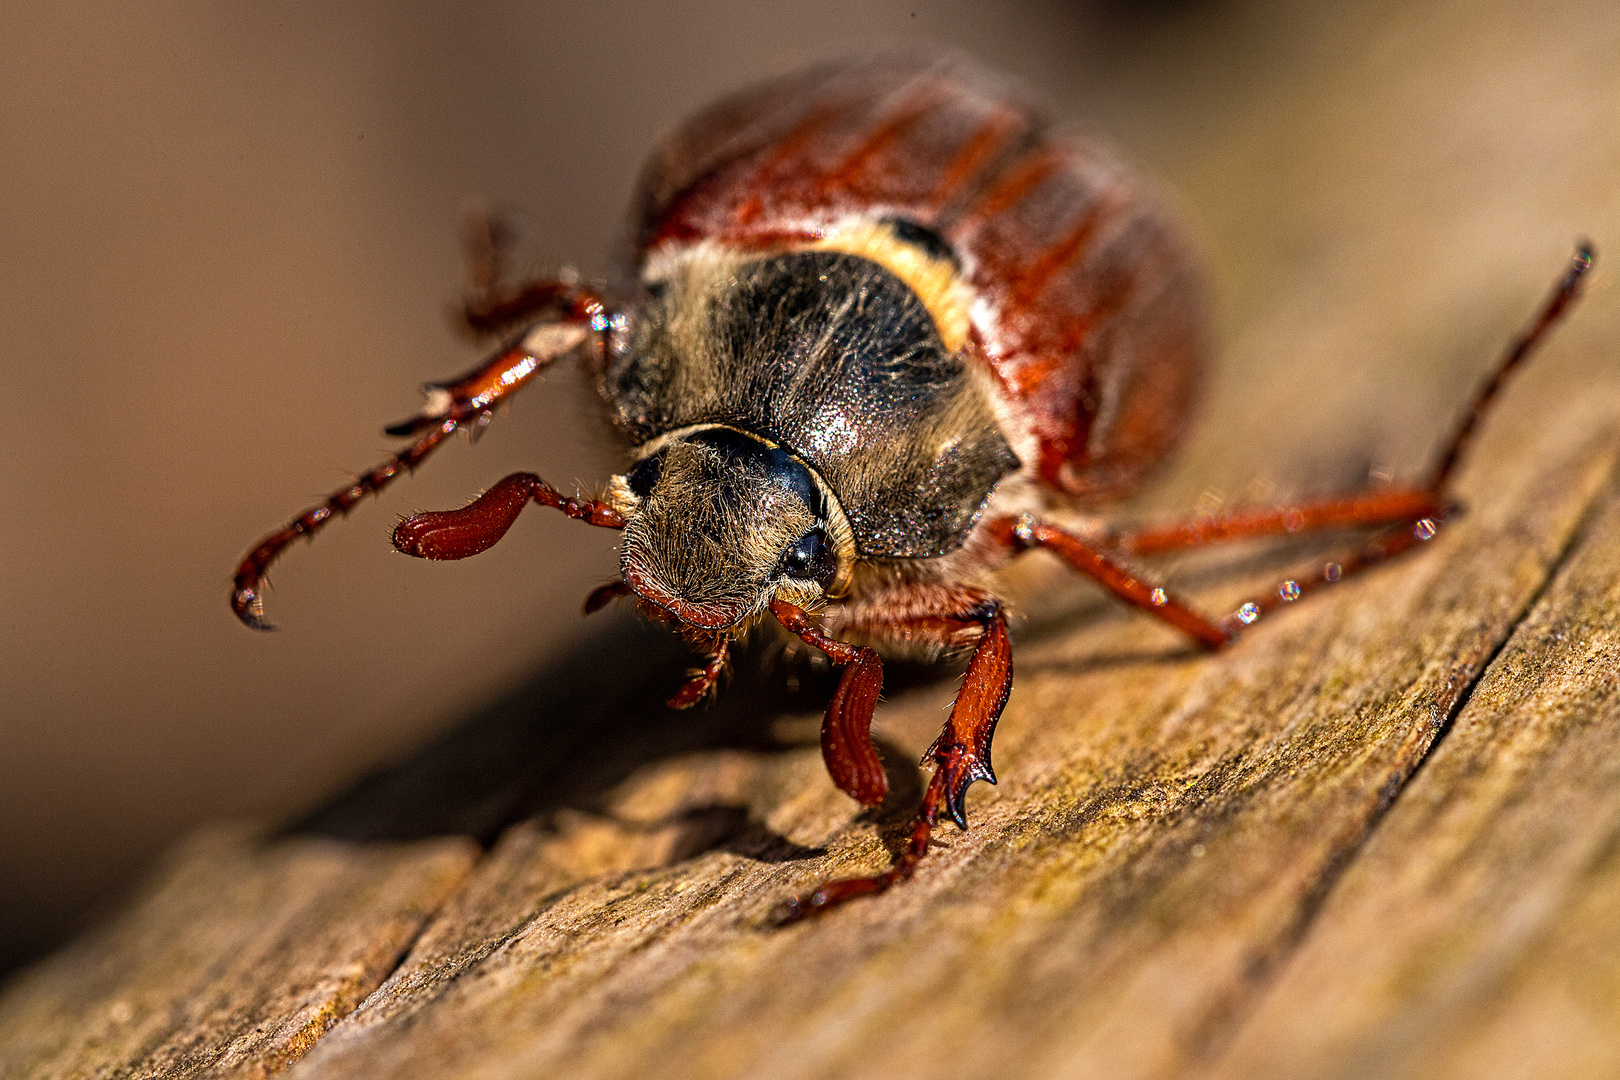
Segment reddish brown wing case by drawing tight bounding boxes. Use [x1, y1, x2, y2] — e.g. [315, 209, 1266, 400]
[629, 53, 1206, 501]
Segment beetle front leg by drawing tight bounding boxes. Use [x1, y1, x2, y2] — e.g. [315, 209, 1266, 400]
[769, 599, 888, 808]
[922, 601, 1014, 829]
[773, 594, 1012, 921]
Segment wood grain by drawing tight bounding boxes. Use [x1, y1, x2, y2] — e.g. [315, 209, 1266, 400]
[6, 418, 1616, 1079]
[0, 830, 475, 1080]
[1212, 476, 1620, 1080]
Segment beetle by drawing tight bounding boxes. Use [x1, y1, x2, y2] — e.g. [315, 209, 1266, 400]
[232, 54, 1591, 919]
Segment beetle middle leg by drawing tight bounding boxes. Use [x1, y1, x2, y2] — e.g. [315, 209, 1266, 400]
[771, 592, 1012, 921]
[1111, 487, 1442, 557]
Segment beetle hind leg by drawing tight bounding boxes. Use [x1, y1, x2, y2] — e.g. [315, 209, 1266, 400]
[1214, 510, 1450, 634]
[1078, 243, 1596, 640]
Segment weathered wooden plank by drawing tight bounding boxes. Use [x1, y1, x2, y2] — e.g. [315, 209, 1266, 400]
[5, 3, 1618, 1075]
[1208, 471, 1620, 1080]
[0, 829, 474, 1080]
[6, 392, 1610, 1080]
[269, 407, 1617, 1080]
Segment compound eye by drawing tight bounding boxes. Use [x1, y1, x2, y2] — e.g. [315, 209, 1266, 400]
[780, 528, 835, 585]
[626, 454, 663, 498]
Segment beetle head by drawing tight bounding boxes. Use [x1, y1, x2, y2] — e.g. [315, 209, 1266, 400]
[611, 427, 855, 630]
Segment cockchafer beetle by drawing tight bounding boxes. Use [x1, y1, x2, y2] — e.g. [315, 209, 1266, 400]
[233, 54, 1592, 919]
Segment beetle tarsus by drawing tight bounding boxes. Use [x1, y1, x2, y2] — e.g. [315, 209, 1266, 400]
[1426, 242, 1595, 492]
[776, 598, 1011, 919]
[930, 748, 996, 831]
[778, 769, 947, 925]
[229, 417, 461, 630]
[922, 602, 1011, 828]
[231, 582, 273, 632]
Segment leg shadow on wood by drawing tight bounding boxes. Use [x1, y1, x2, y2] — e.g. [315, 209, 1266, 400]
[283, 586, 1208, 865]
[286, 614, 845, 865]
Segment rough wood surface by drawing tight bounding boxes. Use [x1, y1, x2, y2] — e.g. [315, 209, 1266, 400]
[1213, 452, 1620, 1080]
[5, 415, 1616, 1080]
[0, 830, 475, 1079]
[6, 2, 1620, 1078]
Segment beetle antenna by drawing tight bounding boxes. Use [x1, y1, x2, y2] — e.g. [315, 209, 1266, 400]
[1428, 242, 1595, 492]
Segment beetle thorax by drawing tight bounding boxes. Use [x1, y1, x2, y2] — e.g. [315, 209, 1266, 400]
[601, 236, 1021, 616]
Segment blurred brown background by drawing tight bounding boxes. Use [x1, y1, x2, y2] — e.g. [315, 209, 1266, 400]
[2, 0, 1614, 976]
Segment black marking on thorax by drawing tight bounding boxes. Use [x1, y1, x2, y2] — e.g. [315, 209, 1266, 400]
[878, 216, 960, 268]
